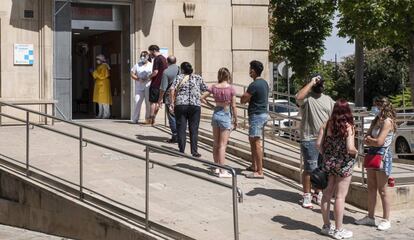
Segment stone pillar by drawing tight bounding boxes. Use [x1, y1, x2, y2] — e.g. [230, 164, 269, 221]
[231, 0, 269, 87]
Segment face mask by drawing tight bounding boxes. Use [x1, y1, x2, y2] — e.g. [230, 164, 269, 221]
[140, 56, 147, 63]
[96, 60, 102, 65]
[371, 106, 380, 116]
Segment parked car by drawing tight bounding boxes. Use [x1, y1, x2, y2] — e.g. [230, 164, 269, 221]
[393, 120, 414, 159]
[268, 99, 300, 139]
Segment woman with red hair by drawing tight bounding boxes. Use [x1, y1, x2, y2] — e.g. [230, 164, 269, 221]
[316, 99, 358, 239]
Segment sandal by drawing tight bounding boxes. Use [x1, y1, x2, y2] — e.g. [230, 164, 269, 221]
[245, 172, 264, 179]
[245, 166, 256, 172]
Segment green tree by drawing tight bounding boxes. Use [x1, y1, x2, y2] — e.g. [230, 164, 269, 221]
[390, 87, 412, 108]
[337, 0, 414, 106]
[325, 48, 408, 106]
[270, 0, 336, 79]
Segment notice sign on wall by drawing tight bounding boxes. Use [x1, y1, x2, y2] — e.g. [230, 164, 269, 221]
[14, 44, 34, 65]
[160, 48, 169, 58]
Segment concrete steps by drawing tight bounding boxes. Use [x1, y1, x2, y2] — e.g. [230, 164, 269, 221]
[196, 121, 414, 211]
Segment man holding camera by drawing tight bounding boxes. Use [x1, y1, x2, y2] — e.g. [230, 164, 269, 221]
[296, 74, 334, 209]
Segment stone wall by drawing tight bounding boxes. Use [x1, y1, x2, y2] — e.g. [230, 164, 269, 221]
[0, 167, 161, 240]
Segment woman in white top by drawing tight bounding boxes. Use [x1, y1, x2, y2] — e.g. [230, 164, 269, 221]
[131, 51, 153, 123]
[355, 97, 396, 231]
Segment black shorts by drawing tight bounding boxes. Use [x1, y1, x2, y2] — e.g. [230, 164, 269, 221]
[149, 86, 160, 103]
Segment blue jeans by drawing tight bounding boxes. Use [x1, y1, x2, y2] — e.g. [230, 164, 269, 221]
[248, 113, 268, 137]
[212, 107, 232, 130]
[300, 140, 321, 173]
[166, 104, 177, 140]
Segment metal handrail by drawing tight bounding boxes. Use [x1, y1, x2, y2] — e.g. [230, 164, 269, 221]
[0, 101, 242, 240]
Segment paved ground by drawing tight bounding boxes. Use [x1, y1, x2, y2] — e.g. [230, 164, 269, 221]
[0, 224, 67, 239]
[1, 119, 414, 239]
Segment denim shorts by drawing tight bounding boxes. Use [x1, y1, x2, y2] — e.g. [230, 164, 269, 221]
[248, 113, 268, 137]
[368, 147, 393, 176]
[300, 140, 321, 172]
[212, 107, 232, 130]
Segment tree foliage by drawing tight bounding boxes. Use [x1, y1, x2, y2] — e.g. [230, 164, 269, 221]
[337, 0, 414, 104]
[326, 48, 408, 106]
[390, 87, 412, 108]
[270, 0, 336, 79]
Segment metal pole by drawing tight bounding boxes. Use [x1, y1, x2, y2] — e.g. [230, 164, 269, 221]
[0, 103, 3, 126]
[52, 103, 55, 125]
[358, 116, 365, 184]
[45, 103, 48, 125]
[164, 105, 167, 127]
[26, 111, 30, 176]
[359, 116, 365, 185]
[232, 172, 240, 240]
[262, 122, 265, 158]
[145, 146, 150, 231]
[79, 127, 84, 199]
[243, 87, 246, 129]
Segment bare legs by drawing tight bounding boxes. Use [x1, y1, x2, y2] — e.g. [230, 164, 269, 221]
[150, 103, 160, 125]
[249, 137, 263, 176]
[321, 175, 336, 225]
[212, 126, 231, 174]
[302, 172, 312, 194]
[367, 169, 391, 220]
[321, 175, 352, 229]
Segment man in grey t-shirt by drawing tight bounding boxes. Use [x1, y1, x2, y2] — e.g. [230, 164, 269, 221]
[158, 56, 179, 143]
[296, 74, 334, 209]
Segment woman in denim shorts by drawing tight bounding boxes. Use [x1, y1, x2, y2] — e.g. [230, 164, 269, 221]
[201, 68, 237, 178]
[355, 97, 396, 231]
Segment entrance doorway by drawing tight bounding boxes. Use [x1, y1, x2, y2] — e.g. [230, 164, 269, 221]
[72, 30, 122, 119]
[54, 2, 131, 120]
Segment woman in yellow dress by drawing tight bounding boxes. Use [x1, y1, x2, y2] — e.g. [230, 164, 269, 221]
[91, 54, 112, 119]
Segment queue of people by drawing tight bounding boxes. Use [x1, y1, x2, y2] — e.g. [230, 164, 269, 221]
[296, 75, 396, 239]
[105, 43, 396, 238]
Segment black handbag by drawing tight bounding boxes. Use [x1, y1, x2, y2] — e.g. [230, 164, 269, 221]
[311, 167, 328, 189]
[310, 123, 328, 189]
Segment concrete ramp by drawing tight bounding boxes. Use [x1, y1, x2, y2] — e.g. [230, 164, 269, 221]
[0, 163, 184, 240]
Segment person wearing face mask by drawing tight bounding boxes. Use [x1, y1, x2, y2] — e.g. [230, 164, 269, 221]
[370, 99, 381, 116]
[91, 54, 112, 119]
[296, 74, 335, 209]
[131, 51, 153, 124]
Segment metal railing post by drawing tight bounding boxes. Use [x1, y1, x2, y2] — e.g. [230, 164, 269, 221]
[262, 122, 266, 158]
[145, 146, 150, 231]
[79, 127, 84, 199]
[359, 116, 365, 185]
[243, 87, 246, 129]
[231, 171, 240, 240]
[164, 105, 167, 127]
[26, 111, 30, 176]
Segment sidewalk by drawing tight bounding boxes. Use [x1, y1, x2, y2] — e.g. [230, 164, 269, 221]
[0, 120, 414, 239]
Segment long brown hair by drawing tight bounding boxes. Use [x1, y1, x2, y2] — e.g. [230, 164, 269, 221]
[371, 96, 397, 132]
[217, 68, 231, 83]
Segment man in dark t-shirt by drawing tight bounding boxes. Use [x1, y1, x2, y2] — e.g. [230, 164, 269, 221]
[241, 60, 269, 179]
[148, 45, 168, 125]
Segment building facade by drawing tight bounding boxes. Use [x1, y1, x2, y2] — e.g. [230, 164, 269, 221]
[0, 0, 269, 120]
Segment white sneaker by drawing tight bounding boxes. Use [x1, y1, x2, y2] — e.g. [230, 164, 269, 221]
[313, 192, 323, 205]
[333, 228, 353, 239]
[321, 224, 335, 236]
[218, 171, 232, 178]
[377, 220, 391, 231]
[302, 193, 313, 209]
[355, 216, 376, 226]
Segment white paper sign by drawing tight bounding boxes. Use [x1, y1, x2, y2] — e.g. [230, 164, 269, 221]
[160, 48, 168, 58]
[14, 44, 34, 65]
